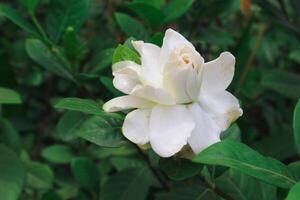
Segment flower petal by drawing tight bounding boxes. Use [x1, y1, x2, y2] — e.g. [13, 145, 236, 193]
[187, 103, 221, 154]
[123, 109, 150, 145]
[201, 52, 235, 93]
[149, 105, 195, 157]
[132, 41, 162, 87]
[131, 85, 175, 105]
[103, 95, 155, 112]
[199, 91, 243, 130]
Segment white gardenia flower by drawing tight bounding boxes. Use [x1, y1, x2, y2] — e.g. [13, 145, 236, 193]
[103, 29, 243, 157]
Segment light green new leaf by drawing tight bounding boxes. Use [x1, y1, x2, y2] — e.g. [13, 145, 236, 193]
[26, 39, 73, 80]
[293, 99, 300, 156]
[162, 0, 194, 23]
[112, 44, 140, 64]
[25, 161, 53, 190]
[0, 3, 38, 36]
[41, 144, 75, 164]
[101, 168, 150, 200]
[54, 97, 103, 115]
[46, 0, 90, 41]
[0, 145, 25, 200]
[115, 12, 146, 39]
[286, 182, 300, 200]
[0, 87, 21, 104]
[76, 115, 127, 147]
[193, 140, 296, 188]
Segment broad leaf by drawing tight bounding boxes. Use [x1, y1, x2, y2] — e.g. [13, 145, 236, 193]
[193, 140, 297, 188]
[0, 145, 25, 200]
[293, 99, 300, 156]
[76, 115, 127, 147]
[162, 0, 193, 23]
[41, 145, 75, 164]
[46, 0, 90, 41]
[112, 44, 140, 64]
[286, 182, 300, 200]
[0, 87, 22, 104]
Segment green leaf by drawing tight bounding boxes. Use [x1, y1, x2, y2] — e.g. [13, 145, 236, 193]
[101, 168, 151, 200]
[0, 87, 22, 104]
[0, 3, 38, 36]
[289, 49, 300, 63]
[0, 144, 25, 200]
[286, 182, 300, 200]
[76, 115, 127, 147]
[20, 0, 40, 13]
[0, 118, 21, 151]
[25, 161, 54, 190]
[127, 2, 165, 26]
[112, 44, 140, 64]
[162, 0, 193, 23]
[100, 76, 123, 96]
[26, 39, 73, 80]
[115, 12, 146, 39]
[55, 111, 89, 141]
[261, 70, 300, 99]
[46, 0, 90, 42]
[220, 123, 241, 141]
[71, 157, 98, 190]
[133, 0, 165, 8]
[289, 161, 300, 181]
[159, 158, 202, 181]
[89, 48, 114, 74]
[193, 140, 297, 188]
[54, 97, 103, 115]
[110, 157, 145, 171]
[41, 144, 75, 164]
[293, 99, 300, 156]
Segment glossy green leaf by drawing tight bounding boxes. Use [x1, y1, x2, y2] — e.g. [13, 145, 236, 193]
[293, 99, 300, 156]
[101, 168, 151, 200]
[159, 158, 202, 181]
[41, 144, 75, 164]
[193, 140, 297, 188]
[25, 161, 54, 189]
[76, 115, 127, 147]
[0, 3, 38, 36]
[0, 87, 22, 104]
[162, 0, 193, 23]
[220, 123, 241, 141]
[115, 12, 146, 39]
[26, 39, 73, 80]
[286, 182, 300, 200]
[112, 44, 140, 64]
[46, 0, 90, 41]
[54, 97, 103, 115]
[71, 157, 98, 190]
[0, 145, 25, 200]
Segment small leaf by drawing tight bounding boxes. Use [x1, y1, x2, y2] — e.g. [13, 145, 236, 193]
[0, 87, 22, 104]
[193, 140, 297, 188]
[293, 99, 300, 156]
[26, 39, 73, 80]
[0, 145, 25, 200]
[162, 0, 194, 23]
[159, 158, 202, 181]
[76, 115, 127, 147]
[115, 12, 147, 39]
[71, 157, 98, 190]
[112, 44, 140, 64]
[0, 3, 38, 36]
[41, 144, 75, 164]
[286, 182, 300, 200]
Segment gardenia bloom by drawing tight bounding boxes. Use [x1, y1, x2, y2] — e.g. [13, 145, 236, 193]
[103, 29, 242, 157]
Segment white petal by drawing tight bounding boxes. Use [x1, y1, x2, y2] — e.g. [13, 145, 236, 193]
[149, 105, 195, 157]
[103, 95, 155, 112]
[187, 103, 221, 154]
[112, 61, 141, 73]
[201, 52, 235, 93]
[131, 85, 175, 105]
[123, 109, 150, 145]
[132, 41, 162, 87]
[199, 91, 243, 130]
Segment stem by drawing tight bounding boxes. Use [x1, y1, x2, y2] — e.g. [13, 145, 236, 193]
[235, 25, 267, 96]
[134, 145, 171, 191]
[198, 175, 235, 200]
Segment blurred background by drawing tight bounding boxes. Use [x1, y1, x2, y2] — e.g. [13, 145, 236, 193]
[0, 0, 300, 199]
